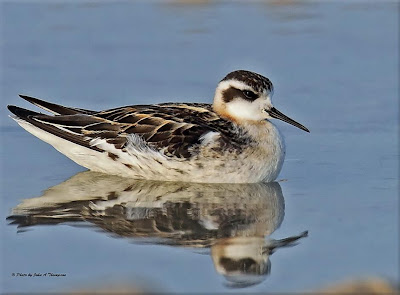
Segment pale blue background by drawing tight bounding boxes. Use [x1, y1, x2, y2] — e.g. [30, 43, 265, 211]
[1, 1, 398, 293]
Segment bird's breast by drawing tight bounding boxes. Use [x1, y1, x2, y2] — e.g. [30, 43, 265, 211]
[240, 121, 285, 182]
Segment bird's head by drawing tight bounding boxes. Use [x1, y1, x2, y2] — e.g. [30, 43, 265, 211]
[213, 70, 309, 132]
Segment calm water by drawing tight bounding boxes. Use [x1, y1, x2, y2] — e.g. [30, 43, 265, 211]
[1, 1, 398, 293]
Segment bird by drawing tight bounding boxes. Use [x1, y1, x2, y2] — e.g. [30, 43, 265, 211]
[7, 70, 309, 183]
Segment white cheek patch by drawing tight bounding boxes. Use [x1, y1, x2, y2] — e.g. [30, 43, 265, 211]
[226, 98, 265, 121]
[265, 95, 273, 108]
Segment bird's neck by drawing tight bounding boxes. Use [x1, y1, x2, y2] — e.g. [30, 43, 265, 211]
[239, 120, 279, 141]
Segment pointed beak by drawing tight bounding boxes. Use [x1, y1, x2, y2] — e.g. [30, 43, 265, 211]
[268, 107, 310, 132]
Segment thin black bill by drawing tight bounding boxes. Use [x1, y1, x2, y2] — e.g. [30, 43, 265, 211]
[268, 107, 310, 132]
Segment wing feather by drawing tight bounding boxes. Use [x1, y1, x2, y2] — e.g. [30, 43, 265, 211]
[7, 105, 103, 152]
[19, 95, 95, 115]
[9, 98, 247, 159]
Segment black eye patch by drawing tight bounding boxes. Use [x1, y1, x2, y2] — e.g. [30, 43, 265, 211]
[242, 90, 258, 101]
[222, 87, 259, 103]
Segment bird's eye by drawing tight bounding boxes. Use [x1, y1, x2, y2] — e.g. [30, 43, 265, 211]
[242, 90, 258, 100]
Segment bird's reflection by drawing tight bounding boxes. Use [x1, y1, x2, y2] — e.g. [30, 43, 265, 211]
[7, 171, 307, 288]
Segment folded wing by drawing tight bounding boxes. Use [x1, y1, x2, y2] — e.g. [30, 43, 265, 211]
[8, 96, 236, 159]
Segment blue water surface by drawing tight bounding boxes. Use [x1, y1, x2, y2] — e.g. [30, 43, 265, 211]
[1, 1, 398, 293]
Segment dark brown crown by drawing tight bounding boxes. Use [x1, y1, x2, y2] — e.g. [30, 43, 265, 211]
[221, 70, 274, 93]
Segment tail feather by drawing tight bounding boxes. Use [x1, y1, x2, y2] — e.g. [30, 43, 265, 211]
[7, 105, 102, 152]
[19, 94, 95, 115]
[8, 104, 42, 118]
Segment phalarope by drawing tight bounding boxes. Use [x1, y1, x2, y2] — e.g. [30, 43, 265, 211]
[8, 70, 309, 183]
